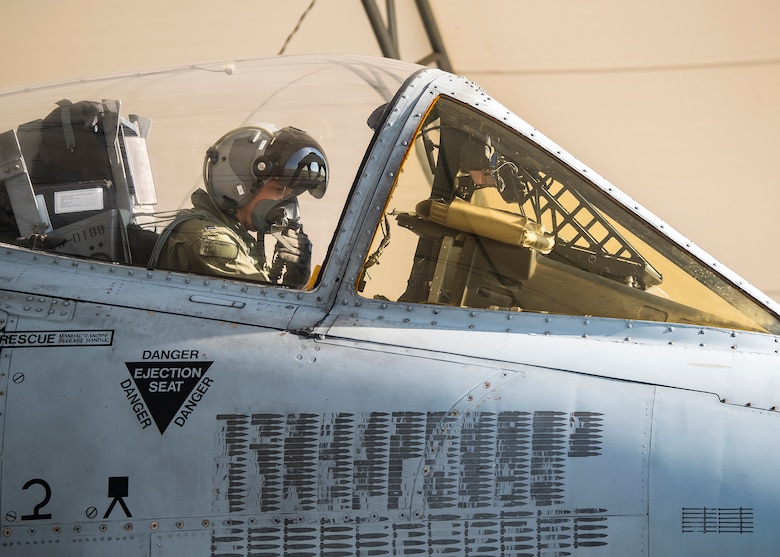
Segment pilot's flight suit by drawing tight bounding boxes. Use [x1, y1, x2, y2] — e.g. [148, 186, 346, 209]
[155, 189, 271, 281]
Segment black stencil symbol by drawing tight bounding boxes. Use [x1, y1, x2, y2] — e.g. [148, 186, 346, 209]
[103, 476, 132, 519]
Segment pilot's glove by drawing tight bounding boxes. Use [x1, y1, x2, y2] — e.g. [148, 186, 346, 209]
[273, 228, 312, 288]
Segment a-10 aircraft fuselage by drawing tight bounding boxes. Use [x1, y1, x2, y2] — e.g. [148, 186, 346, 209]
[0, 55, 778, 557]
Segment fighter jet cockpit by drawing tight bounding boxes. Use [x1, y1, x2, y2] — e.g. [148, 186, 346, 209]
[0, 97, 330, 287]
[0, 56, 777, 335]
[0, 56, 412, 296]
[358, 96, 780, 334]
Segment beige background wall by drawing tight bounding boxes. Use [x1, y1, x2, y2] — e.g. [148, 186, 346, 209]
[3, 0, 779, 301]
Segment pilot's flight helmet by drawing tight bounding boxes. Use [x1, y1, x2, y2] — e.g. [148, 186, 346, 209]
[203, 124, 328, 212]
[455, 137, 497, 200]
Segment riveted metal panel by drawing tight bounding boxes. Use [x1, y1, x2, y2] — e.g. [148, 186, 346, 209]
[1, 291, 653, 556]
[650, 387, 780, 555]
[0, 289, 75, 322]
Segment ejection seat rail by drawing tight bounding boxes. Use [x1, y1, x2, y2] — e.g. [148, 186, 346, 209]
[0, 129, 49, 238]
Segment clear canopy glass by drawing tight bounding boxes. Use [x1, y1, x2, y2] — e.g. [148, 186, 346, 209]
[1, 55, 777, 333]
[358, 96, 780, 334]
[0, 55, 420, 279]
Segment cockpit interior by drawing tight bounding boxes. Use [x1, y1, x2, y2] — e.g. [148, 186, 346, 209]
[0, 63, 777, 335]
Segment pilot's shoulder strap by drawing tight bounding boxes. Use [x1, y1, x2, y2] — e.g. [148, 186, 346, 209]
[146, 210, 227, 267]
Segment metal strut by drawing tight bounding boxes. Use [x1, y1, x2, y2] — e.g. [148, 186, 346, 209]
[361, 0, 453, 72]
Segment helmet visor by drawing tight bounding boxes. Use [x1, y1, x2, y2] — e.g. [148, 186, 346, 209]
[281, 147, 328, 199]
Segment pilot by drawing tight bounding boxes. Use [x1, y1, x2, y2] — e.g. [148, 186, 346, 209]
[153, 124, 327, 287]
[455, 138, 497, 201]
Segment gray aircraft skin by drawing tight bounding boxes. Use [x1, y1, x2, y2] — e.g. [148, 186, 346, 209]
[0, 54, 778, 557]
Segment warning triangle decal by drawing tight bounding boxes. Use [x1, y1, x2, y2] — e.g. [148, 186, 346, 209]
[124, 361, 213, 434]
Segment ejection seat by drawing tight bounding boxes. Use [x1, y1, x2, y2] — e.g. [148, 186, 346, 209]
[0, 99, 157, 263]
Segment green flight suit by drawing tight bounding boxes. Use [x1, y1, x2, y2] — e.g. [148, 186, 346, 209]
[155, 189, 270, 282]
